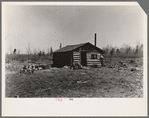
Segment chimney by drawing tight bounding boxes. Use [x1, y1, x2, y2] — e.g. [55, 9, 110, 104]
[94, 33, 96, 46]
[60, 43, 62, 49]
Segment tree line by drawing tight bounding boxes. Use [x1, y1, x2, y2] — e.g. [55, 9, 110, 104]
[102, 43, 143, 58]
[6, 44, 54, 62]
[6, 43, 143, 62]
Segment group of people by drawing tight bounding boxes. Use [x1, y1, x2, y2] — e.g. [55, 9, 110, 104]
[20, 64, 36, 74]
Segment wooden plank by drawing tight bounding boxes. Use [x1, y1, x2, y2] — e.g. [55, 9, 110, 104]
[73, 56, 80, 59]
[88, 65, 101, 67]
[74, 60, 80, 62]
[73, 53, 80, 62]
[87, 61, 101, 63]
[87, 63, 101, 65]
[87, 64, 101, 66]
[87, 62, 101, 65]
[73, 57, 80, 59]
[73, 53, 80, 54]
[73, 55, 80, 56]
[73, 55, 80, 57]
[87, 60, 100, 62]
[87, 62, 101, 63]
[73, 52, 80, 63]
[74, 58, 80, 60]
[73, 54, 79, 55]
[88, 64, 101, 66]
[74, 57, 80, 59]
[74, 59, 80, 61]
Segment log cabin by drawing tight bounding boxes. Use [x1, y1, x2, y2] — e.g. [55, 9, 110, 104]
[52, 34, 105, 68]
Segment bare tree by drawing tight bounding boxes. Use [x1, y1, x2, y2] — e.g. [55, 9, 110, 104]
[26, 43, 32, 62]
[116, 48, 120, 55]
[43, 51, 45, 56]
[17, 49, 20, 58]
[9, 46, 12, 54]
[33, 48, 37, 54]
[33, 48, 37, 61]
[38, 51, 42, 57]
[17, 50, 20, 55]
[47, 47, 50, 55]
[110, 48, 115, 56]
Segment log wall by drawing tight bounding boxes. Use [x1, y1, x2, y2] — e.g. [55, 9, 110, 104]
[86, 51, 101, 67]
[73, 51, 80, 63]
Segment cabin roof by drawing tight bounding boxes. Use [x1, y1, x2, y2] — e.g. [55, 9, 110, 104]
[54, 42, 105, 54]
[54, 42, 87, 52]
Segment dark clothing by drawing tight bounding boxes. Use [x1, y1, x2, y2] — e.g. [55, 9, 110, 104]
[100, 55, 104, 67]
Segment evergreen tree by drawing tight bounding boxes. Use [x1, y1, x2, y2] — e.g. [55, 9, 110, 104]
[43, 52, 45, 56]
[110, 48, 115, 56]
[13, 49, 16, 54]
[38, 51, 42, 57]
[116, 49, 120, 55]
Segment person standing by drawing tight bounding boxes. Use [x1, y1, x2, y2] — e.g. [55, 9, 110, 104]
[100, 54, 104, 67]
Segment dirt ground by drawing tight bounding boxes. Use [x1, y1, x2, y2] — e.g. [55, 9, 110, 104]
[5, 57, 143, 98]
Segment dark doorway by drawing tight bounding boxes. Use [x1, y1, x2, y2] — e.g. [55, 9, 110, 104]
[81, 52, 87, 66]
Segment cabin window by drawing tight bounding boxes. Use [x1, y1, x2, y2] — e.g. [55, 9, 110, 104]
[91, 54, 97, 59]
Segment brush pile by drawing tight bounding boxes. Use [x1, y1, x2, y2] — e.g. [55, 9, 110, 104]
[20, 64, 36, 74]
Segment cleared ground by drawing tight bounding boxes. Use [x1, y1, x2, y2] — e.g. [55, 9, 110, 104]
[5, 58, 143, 98]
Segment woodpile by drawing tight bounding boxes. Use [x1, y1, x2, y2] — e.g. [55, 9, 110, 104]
[20, 64, 35, 74]
[70, 62, 82, 70]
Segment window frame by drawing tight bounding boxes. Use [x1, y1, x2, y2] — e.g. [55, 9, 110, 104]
[91, 54, 97, 59]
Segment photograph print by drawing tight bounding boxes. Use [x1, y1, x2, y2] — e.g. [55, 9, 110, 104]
[3, 2, 147, 98]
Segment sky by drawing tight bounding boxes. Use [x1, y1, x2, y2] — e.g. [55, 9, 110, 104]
[4, 4, 145, 54]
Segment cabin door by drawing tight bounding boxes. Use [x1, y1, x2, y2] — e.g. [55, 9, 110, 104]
[81, 52, 87, 66]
